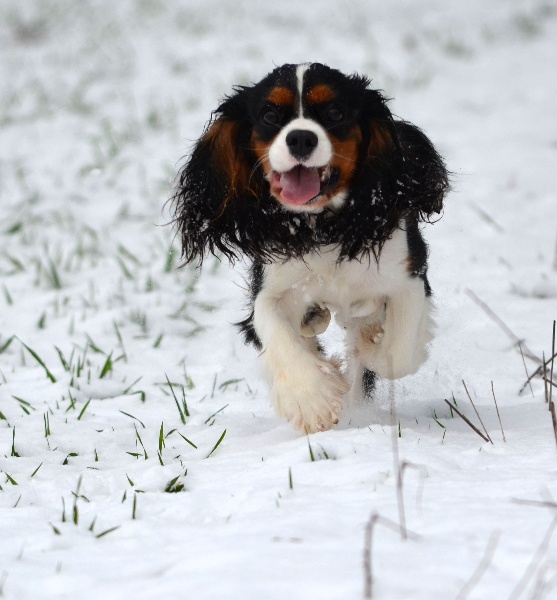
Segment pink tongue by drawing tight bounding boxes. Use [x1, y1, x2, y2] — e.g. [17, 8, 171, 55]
[279, 166, 320, 205]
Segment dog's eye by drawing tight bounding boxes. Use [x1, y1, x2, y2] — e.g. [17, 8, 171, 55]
[326, 107, 344, 122]
[262, 109, 280, 126]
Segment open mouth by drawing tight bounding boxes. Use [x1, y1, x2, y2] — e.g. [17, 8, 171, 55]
[271, 165, 340, 206]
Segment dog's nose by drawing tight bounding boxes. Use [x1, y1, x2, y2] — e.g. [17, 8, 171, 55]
[285, 129, 318, 160]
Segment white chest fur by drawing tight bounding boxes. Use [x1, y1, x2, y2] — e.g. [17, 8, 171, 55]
[260, 228, 412, 323]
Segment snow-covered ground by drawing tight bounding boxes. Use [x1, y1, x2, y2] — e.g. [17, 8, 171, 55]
[1, 1, 557, 598]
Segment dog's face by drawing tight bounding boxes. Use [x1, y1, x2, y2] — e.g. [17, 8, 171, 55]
[249, 63, 389, 213]
[173, 62, 448, 264]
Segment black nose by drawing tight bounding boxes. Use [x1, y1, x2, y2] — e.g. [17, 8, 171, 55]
[285, 129, 318, 160]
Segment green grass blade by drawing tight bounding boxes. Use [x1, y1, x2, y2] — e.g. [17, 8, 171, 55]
[204, 404, 229, 425]
[0, 335, 14, 354]
[77, 399, 92, 421]
[54, 346, 70, 371]
[158, 422, 165, 453]
[96, 526, 120, 539]
[19, 340, 57, 383]
[31, 463, 43, 478]
[99, 352, 113, 379]
[120, 410, 145, 428]
[4, 472, 18, 485]
[307, 436, 315, 462]
[178, 432, 197, 449]
[165, 374, 185, 424]
[206, 429, 227, 458]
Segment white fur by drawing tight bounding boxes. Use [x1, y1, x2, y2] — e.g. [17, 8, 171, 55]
[267, 117, 332, 173]
[252, 228, 434, 433]
[296, 63, 309, 116]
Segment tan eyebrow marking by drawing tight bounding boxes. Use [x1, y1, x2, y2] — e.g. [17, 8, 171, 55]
[267, 86, 295, 107]
[305, 84, 336, 105]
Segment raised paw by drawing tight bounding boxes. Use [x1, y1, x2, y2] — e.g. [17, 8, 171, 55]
[300, 305, 331, 338]
[356, 325, 429, 380]
[361, 322, 384, 345]
[272, 357, 348, 433]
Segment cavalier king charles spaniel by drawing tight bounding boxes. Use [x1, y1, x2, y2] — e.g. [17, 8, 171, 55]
[173, 63, 449, 433]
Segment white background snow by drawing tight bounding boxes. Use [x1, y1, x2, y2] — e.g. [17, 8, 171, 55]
[1, 1, 557, 598]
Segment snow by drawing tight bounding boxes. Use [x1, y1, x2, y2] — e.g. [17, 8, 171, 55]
[1, 0, 557, 598]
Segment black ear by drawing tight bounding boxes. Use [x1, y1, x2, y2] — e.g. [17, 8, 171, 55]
[356, 87, 449, 220]
[360, 88, 398, 163]
[172, 89, 260, 264]
[394, 121, 449, 218]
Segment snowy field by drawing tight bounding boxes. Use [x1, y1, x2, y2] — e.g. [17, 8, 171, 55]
[1, 1, 557, 598]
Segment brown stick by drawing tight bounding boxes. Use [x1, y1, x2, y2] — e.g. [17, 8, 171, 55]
[544, 352, 550, 404]
[400, 461, 428, 515]
[491, 381, 506, 442]
[549, 402, 557, 449]
[363, 513, 377, 600]
[550, 321, 556, 405]
[363, 512, 420, 599]
[518, 343, 535, 397]
[444, 399, 490, 443]
[519, 351, 557, 396]
[462, 380, 493, 444]
[511, 498, 557, 510]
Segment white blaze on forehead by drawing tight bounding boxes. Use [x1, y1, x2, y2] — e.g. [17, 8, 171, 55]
[295, 63, 310, 117]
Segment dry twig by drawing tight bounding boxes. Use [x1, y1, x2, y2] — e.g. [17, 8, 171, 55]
[549, 402, 557, 449]
[519, 343, 535, 397]
[444, 399, 490, 443]
[544, 352, 550, 404]
[519, 351, 557, 396]
[400, 461, 428, 515]
[491, 381, 506, 442]
[363, 512, 419, 599]
[511, 498, 557, 510]
[462, 380, 493, 444]
[550, 321, 556, 405]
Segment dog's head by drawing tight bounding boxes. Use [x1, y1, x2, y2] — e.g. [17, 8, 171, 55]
[173, 63, 448, 263]
[248, 63, 395, 213]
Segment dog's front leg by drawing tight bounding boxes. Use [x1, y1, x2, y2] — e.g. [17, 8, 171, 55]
[356, 278, 433, 380]
[254, 290, 347, 433]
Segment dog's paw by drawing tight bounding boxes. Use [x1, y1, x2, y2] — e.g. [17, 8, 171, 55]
[300, 305, 331, 338]
[272, 357, 348, 433]
[355, 323, 428, 380]
[354, 320, 385, 363]
[361, 321, 385, 345]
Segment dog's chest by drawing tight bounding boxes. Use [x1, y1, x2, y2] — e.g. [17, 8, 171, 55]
[263, 229, 410, 316]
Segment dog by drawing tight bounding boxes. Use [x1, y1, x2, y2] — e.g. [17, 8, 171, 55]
[173, 63, 449, 433]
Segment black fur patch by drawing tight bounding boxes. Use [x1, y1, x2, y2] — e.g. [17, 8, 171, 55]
[362, 369, 376, 398]
[236, 261, 264, 349]
[405, 217, 432, 296]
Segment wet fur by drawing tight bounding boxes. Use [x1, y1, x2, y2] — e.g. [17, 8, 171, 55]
[172, 63, 449, 432]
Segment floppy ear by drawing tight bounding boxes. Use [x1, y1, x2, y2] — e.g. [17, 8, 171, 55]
[172, 90, 260, 264]
[360, 89, 398, 163]
[394, 121, 449, 218]
[333, 87, 449, 259]
[356, 88, 449, 220]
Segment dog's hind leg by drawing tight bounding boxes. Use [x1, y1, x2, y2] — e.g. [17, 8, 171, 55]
[355, 278, 433, 380]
